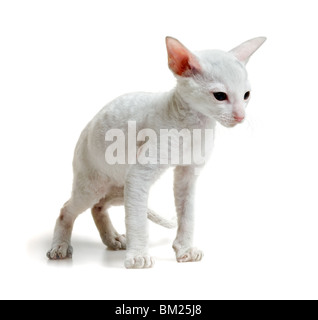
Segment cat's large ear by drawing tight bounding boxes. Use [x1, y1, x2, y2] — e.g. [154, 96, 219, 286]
[230, 37, 267, 65]
[166, 37, 201, 77]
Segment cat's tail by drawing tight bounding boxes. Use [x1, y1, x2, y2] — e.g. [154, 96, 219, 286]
[147, 209, 177, 229]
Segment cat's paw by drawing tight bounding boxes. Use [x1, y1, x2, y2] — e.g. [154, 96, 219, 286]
[103, 233, 126, 251]
[47, 243, 73, 260]
[176, 247, 204, 263]
[124, 254, 155, 269]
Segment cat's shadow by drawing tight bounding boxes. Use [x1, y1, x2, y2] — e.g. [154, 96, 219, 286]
[28, 233, 173, 268]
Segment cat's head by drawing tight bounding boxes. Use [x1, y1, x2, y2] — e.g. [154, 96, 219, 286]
[166, 36, 266, 127]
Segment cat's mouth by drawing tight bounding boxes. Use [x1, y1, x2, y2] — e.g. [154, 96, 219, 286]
[222, 122, 239, 128]
[214, 115, 243, 128]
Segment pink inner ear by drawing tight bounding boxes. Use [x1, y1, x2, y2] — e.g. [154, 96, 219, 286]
[166, 37, 201, 76]
[230, 37, 267, 64]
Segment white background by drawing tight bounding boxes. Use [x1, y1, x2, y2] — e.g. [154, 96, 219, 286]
[1, 0, 318, 300]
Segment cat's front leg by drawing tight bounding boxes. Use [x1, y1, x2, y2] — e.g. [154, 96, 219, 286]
[124, 165, 161, 269]
[173, 165, 204, 263]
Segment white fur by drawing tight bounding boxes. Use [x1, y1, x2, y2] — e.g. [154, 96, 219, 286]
[47, 36, 266, 268]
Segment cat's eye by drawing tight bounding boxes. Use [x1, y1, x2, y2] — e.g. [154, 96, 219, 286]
[213, 92, 228, 101]
[244, 91, 250, 100]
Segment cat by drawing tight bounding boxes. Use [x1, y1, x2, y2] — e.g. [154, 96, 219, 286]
[47, 36, 266, 268]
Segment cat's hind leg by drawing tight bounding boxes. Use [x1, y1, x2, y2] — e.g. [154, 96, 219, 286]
[47, 176, 107, 260]
[91, 187, 126, 251]
[47, 198, 88, 260]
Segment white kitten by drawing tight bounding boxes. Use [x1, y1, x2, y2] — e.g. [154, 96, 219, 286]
[47, 36, 266, 268]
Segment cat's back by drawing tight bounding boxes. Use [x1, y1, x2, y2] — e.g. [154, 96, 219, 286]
[96, 91, 164, 125]
[80, 91, 167, 160]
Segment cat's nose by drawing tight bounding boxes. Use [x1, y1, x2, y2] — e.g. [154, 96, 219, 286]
[233, 114, 245, 123]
